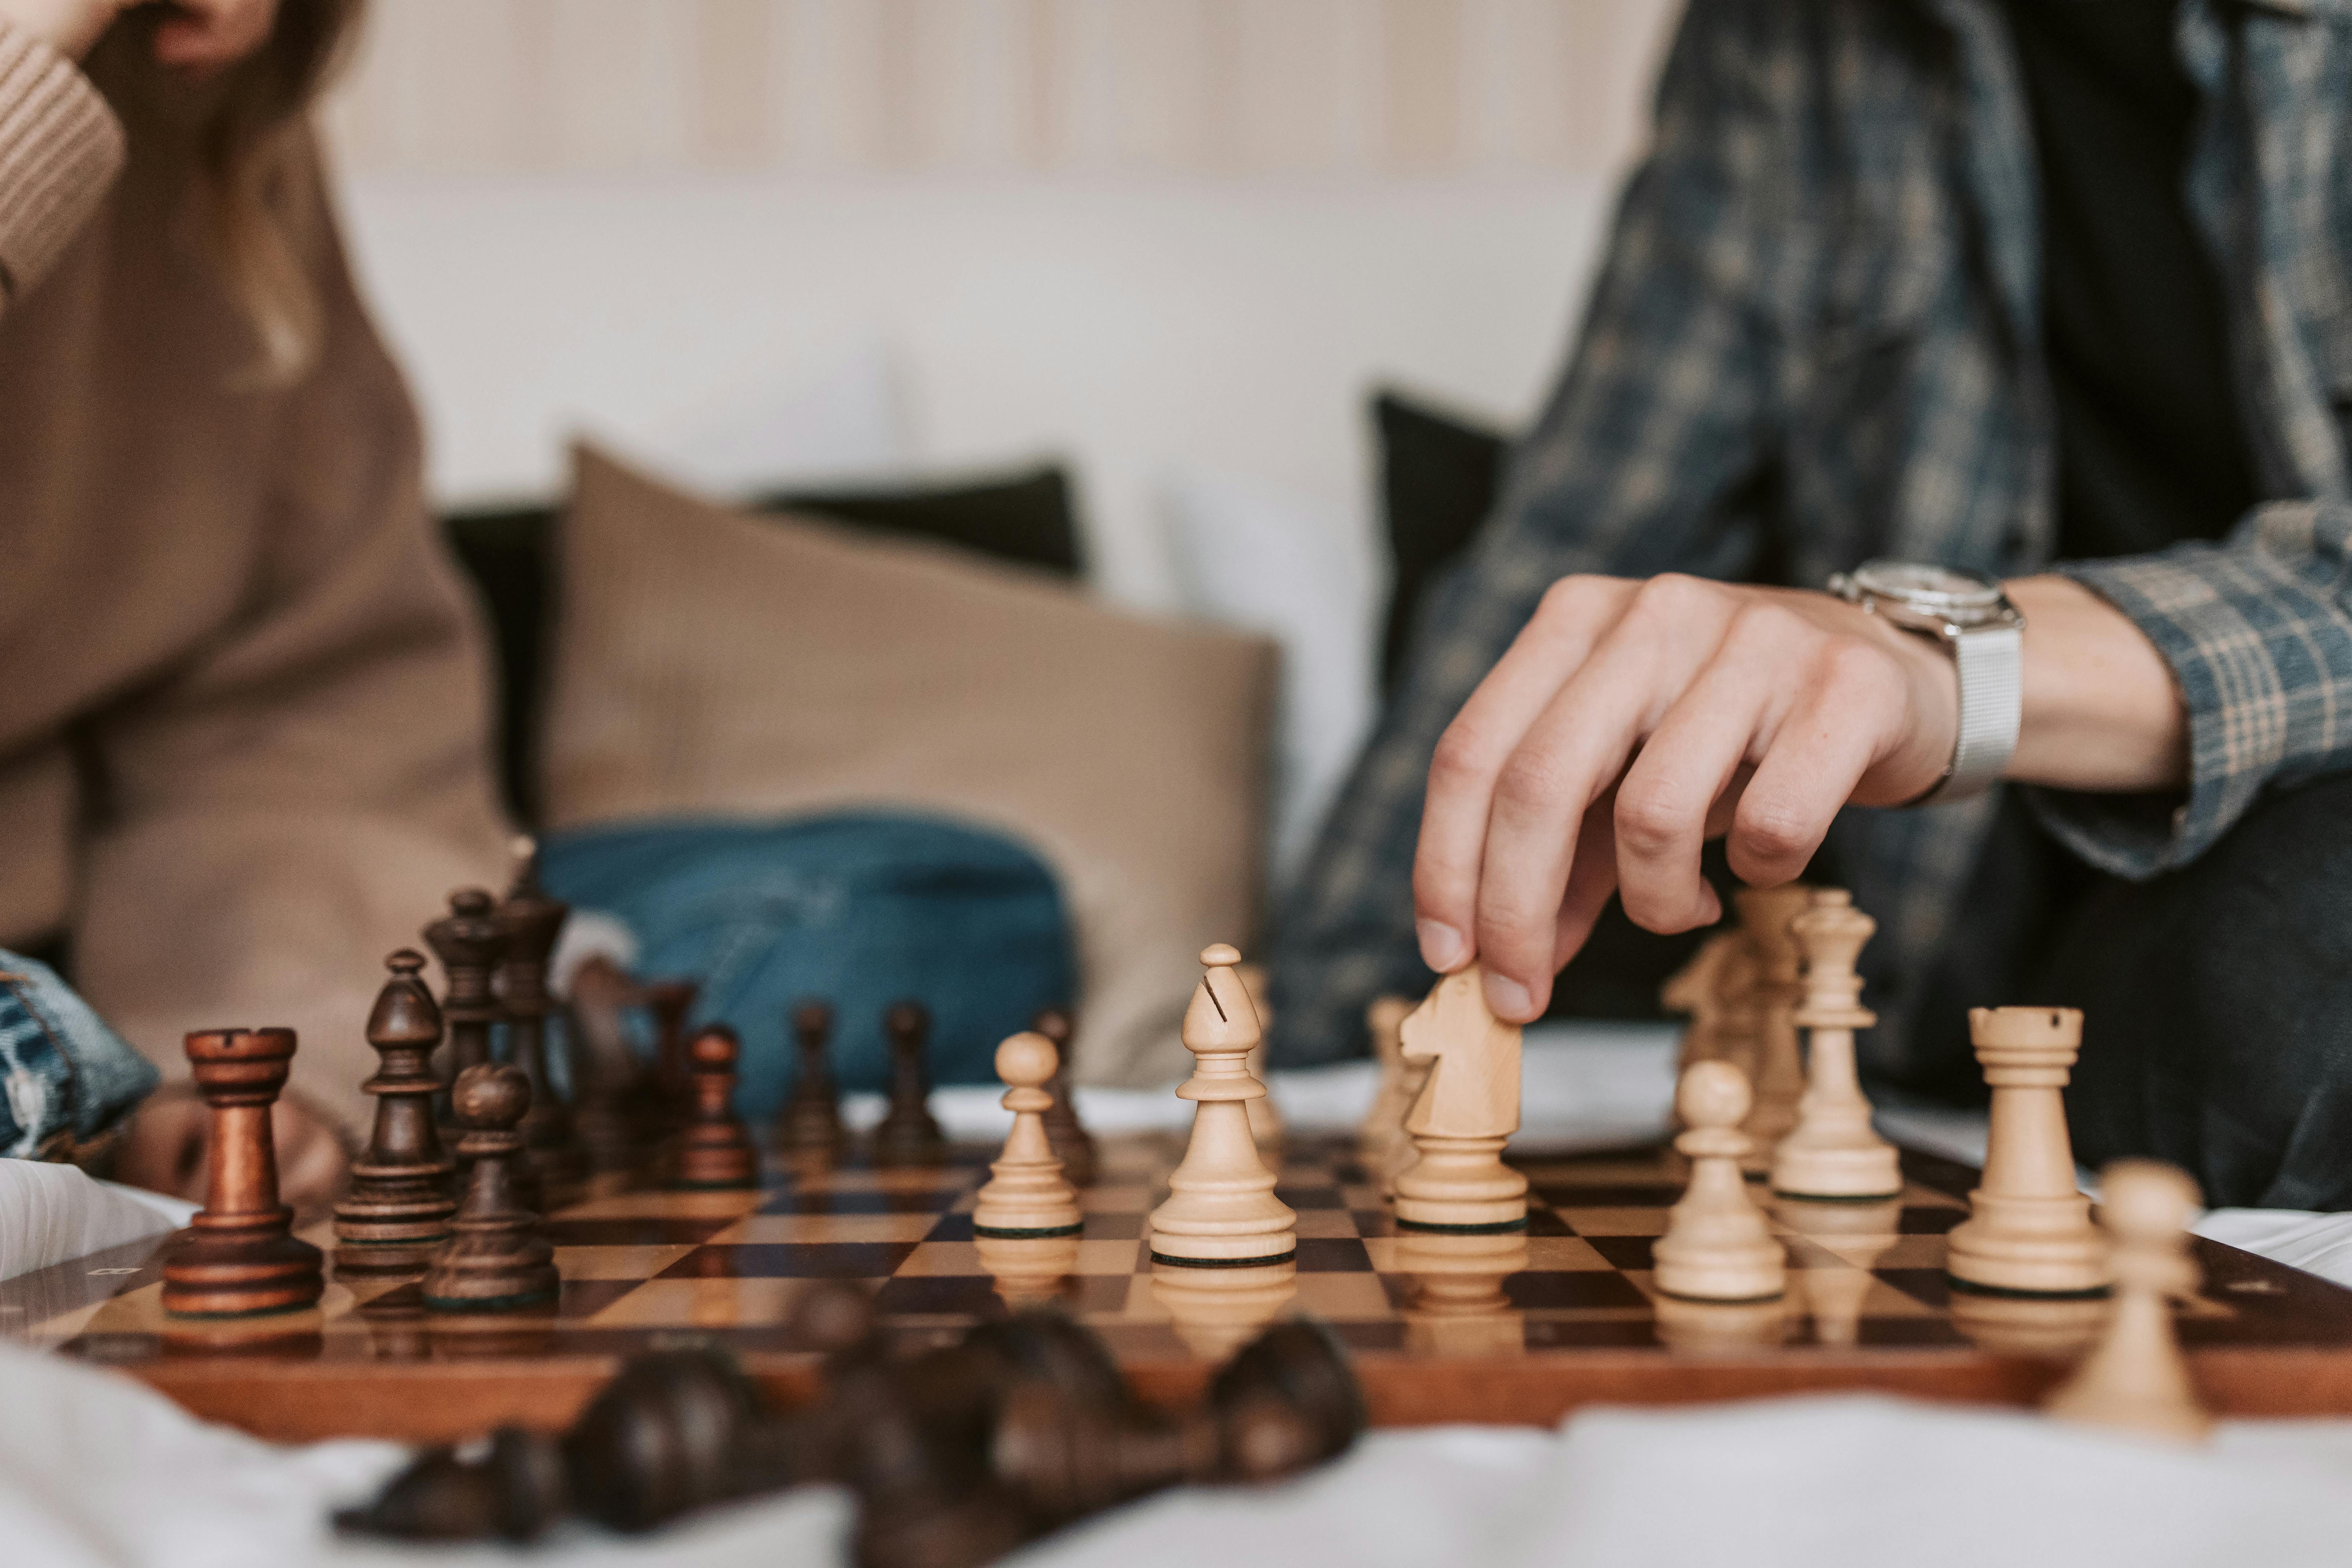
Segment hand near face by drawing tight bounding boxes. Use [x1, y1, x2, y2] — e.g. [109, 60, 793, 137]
[1413, 573, 1959, 1023]
[0, 0, 279, 66]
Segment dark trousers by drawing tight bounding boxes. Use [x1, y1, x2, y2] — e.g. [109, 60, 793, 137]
[2046, 773, 2352, 1210]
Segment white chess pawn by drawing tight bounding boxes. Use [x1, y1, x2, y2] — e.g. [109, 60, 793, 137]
[2045, 1159, 2210, 1442]
[1771, 889, 1902, 1199]
[1654, 1060, 1787, 1303]
[1147, 946, 1297, 1266]
[973, 1032, 1082, 1239]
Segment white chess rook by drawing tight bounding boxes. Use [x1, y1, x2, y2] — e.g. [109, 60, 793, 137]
[1772, 889, 1902, 1199]
[1147, 945, 1298, 1266]
[1945, 1007, 2113, 1297]
[972, 1032, 1082, 1239]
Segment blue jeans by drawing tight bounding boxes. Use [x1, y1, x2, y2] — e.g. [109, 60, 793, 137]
[0, 948, 159, 1160]
[540, 813, 1076, 1119]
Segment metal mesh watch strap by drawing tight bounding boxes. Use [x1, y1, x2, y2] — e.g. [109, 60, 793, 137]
[1921, 622, 2022, 804]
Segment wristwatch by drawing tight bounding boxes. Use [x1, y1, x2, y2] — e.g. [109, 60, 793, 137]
[1826, 560, 2024, 805]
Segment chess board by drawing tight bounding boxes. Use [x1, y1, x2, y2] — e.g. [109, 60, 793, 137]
[9, 1133, 2352, 1443]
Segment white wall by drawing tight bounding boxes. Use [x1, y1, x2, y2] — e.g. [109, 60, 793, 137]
[322, 0, 1683, 604]
[337, 169, 1621, 605]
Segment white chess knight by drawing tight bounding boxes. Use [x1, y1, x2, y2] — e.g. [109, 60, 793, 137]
[1146, 945, 1297, 1266]
[1392, 965, 1530, 1232]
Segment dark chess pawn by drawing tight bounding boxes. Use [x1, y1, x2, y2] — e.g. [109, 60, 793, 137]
[334, 951, 459, 1274]
[673, 1025, 760, 1189]
[424, 1065, 560, 1313]
[1033, 1007, 1097, 1188]
[870, 1001, 945, 1167]
[776, 999, 846, 1157]
[497, 849, 590, 1188]
[162, 1027, 325, 1318]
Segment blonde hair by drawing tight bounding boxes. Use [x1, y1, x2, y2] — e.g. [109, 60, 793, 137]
[193, 0, 366, 385]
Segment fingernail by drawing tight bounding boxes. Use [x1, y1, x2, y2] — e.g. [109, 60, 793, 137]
[1484, 971, 1534, 1020]
[1417, 920, 1466, 971]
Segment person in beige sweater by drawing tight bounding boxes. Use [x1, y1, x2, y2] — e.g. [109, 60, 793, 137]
[0, 0, 510, 1202]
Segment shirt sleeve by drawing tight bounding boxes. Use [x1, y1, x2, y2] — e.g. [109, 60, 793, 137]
[0, 20, 121, 308]
[67, 139, 511, 1133]
[1268, 0, 1799, 1067]
[2030, 499, 2352, 877]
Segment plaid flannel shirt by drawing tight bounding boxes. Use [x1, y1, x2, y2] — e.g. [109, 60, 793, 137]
[1271, 0, 2352, 1075]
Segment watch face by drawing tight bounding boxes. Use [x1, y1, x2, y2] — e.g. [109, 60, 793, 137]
[1850, 560, 2003, 611]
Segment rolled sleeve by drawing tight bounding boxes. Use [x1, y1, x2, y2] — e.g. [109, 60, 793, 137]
[2034, 500, 2352, 877]
[0, 21, 122, 306]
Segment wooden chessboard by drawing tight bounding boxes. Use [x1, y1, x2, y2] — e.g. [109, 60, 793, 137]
[10, 1133, 2352, 1442]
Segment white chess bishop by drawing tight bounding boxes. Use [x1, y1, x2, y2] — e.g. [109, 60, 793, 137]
[1146, 945, 1297, 1266]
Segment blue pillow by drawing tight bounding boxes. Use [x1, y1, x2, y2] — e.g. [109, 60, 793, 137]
[539, 813, 1076, 1118]
[0, 949, 160, 1159]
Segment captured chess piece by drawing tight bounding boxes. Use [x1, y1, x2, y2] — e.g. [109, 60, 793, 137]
[423, 887, 507, 1113]
[1732, 883, 1810, 1174]
[497, 849, 588, 1189]
[1032, 1007, 1098, 1188]
[1357, 995, 1422, 1194]
[870, 1001, 946, 1167]
[335, 951, 460, 1274]
[673, 1025, 759, 1189]
[424, 1064, 560, 1313]
[974, 1033, 1083, 1239]
[1653, 1060, 1787, 1303]
[1945, 1007, 2112, 1297]
[1771, 889, 1902, 1199]
[1232, 962, 1285, 1147]
[994, 1317, 1362, 1529]
[1392, 966, 1529, 1233]
[2044, 1159, 2211, 1442]
[776, 999, 847, 1158]
[1147, 945, 1297, 1266]
[161, 1027, 325, 1317]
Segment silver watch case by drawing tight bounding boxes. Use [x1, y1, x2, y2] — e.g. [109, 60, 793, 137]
[1827, 560, 2024, 805]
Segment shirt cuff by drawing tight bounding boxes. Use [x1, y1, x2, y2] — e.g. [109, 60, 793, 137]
[0, 20, 123, 303]
[2031, 525, 2347, 879]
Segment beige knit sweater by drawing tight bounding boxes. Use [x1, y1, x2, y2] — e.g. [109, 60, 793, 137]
[0, 23, 510, 1131]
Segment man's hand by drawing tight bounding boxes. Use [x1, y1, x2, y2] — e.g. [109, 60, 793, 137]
[1414, 574, 1960, 1024]
[115, 1084, 350, 1212]
[0, 0, 278, 65]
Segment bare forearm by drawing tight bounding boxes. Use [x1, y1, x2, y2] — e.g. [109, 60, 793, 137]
[2006, 574, 2188, 793]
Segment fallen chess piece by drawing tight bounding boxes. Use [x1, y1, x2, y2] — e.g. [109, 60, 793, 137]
[337, 1282, 1365, 1567]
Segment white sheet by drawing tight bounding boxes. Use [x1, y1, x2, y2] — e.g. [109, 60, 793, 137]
[0, 1161, 194, 1282]
[10, 1335, 2352, 1568]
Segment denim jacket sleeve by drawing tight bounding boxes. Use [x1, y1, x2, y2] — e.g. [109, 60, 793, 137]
[0, 949, 158, 1161]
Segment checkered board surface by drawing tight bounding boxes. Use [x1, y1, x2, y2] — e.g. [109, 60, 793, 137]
[11, 1133, 2351, 1380]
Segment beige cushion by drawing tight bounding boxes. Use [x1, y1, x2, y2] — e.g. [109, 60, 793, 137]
[541, 444, 1278, 1086]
